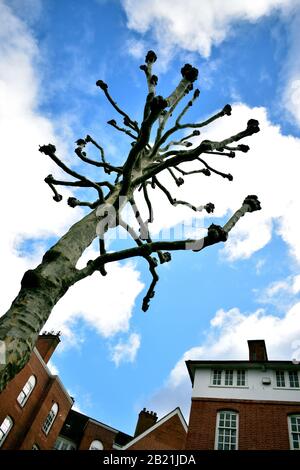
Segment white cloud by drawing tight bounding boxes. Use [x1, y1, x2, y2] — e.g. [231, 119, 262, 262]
[122, 0, 300, 130]
[147, 291, 300, 419]
[110, 332, 141, 366]
[122, 0, 296, 58]
[0, 0, 84, 315]
[0, 2, 144, 352]
[44, 247, 144, 345]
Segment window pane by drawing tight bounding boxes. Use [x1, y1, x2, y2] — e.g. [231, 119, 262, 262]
[89, 440, 103, 450]
[289, 372, 299, 388]
[212, 370, 222, 385]
[225, 371, 233, 386]
[237, 370, 246, 386]
[42, 403, 58, 434]
[0, 416, 13, 448]
[216, 411, 238, 450]
[276, 371, 285, 387]
[17, 375, 36, 407]
[289, 415, 300, 449]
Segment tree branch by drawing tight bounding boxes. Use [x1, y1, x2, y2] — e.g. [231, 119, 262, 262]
[75, 195, 261, 282]
[39, 144, 105, 203]
[134, 119, 260, 185]
[96, 79, 139, 133]
[75, 141, 122, 174]
[118, 217, 159, 311]
[107, 119, 138, 140]
[153, 176, 214, 213]
[129, 196, 151, 242]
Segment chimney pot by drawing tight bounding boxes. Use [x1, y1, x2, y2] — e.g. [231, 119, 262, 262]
[134, 408, 158, 437]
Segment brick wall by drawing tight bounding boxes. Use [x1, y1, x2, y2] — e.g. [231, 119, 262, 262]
[78, 420, 117, 450]
[127, 414, 187, 450]
[186, 397, 300, 450]
[0, 351, 72, 450]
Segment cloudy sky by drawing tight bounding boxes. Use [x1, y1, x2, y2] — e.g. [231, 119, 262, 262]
[1, 0, 300, 434]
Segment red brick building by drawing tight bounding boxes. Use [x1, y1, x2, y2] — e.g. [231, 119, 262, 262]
[0, 333, 187, 450]
[0, 333, 73, 450]
[119, 408, 187, 450]
[1, 335, 299, 450]
[185, 340, 300, 450]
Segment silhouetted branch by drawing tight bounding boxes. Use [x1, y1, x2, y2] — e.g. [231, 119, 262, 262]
[107, 119, 138, 140]
[153, 176, 214, 213]
[160, 130, 200, 152]
[142, 183, 154, 223]
[44, 175, 114, 191]
[98, 238, 107, 276]
[75, 141, 122, 175]
[75, 196, 261, 285]
[175, 88, 200, 125]
[150, 104, 232, 159]
[129, 196, 151, 242]
[135, 119, 259, 185]
[39, 144, 105, 203]
[67, 197, 100, 209]
[142, 256, 159, 312]
[96, 79, 139, 133]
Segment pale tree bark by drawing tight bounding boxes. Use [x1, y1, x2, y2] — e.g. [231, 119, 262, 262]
[0, 51, 261, 392]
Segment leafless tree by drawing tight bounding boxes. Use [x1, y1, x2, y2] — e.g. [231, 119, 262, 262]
[0, 51, 261, 392]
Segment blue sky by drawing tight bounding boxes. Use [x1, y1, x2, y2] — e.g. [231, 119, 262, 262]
[1, 0, 300, 435]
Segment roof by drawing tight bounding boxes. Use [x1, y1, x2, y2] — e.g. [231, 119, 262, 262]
[118, 407, 188, 450]
[186, 360, 300, 385]
[59, 409, 126, 444]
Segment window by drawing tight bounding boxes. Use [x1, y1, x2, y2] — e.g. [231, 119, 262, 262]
[54, 436, 76, 450]
[225, 370, 233, 386]
[215, 411, 238, 450]
[288, 415, 300, 450]
[237, 370, 246, 386]
[212, 370, 222, 385]
[42, 402, 58, 435]
[0, 416, 13, 448]
[289, 372, 299, 388]
[17, 375, 36, 407]
[276, 371, 285, 387]
[32, 443, 40, 450]
[89, 440, 104, 450]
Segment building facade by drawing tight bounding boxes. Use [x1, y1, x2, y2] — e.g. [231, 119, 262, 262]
[0, 333, 73, 450]
[185, 340, 300, 450]
[0, 333, 187, 450]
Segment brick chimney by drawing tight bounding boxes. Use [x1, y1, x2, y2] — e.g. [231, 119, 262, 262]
[134, 408, 158, 436]
[35, 332, 61, 364]
[248, 339, 268, 362]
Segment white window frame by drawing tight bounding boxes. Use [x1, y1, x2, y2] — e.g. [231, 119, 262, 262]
[89, 439, 104, 450]
[42, 402, 58, 435]
[275, 370, 286, 387]
[236, 370, 246, 387]
[225, 370, 233, 386]
[17, 375, 36, 407]
[0, 416, 13, 448]
[211, 369, 222, 386]
[214, 410, 239, 450]
[288, 415, 300, 450]
[54, 436, 76, 450]
[288, 371, 300, 388]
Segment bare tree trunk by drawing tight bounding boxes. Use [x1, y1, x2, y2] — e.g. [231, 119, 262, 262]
[0, 188, 122, 392]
